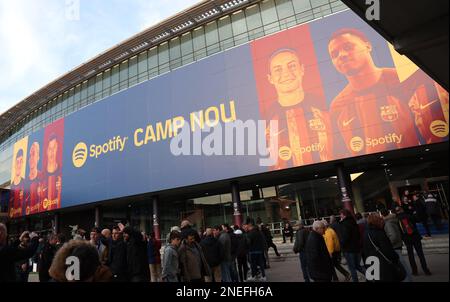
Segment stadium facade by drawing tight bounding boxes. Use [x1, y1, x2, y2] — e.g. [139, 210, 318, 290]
[0, 0, 448, 238]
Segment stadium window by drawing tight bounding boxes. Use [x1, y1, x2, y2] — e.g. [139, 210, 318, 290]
[205, 21, 220, 56]
[291, 0, 313, 24]
[231, 10, 249, 46]
[180, 32, 194, 65]
[192, 26, 207, 61]
[119, 60, 129, 91]
[311, 0, 331, 18]
[74, 84, 81, 110]
[79, 81, 88, 107]
[218, 15, 234, 51]
[246, 4, 264, 40]
[158, 42, 170, 74]
[102, 69, 111, 98]
[129, 56, 138, 87]
[137, 51, 148, 83]
[260, 0, 281, 35]
[275, 0, 296, 29]
[169, 37, 182, 70]
[94, 73, 103, 101]
[111, 65, 120, 94]
[148, 47, 158, 78]
[87, 77, 96, 105]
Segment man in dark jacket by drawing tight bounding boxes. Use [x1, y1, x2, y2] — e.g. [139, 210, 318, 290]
[179, 229, 211, 282]
[305, 220, 332, 282]
[121, 224, 150, 282]
[38, 233, 58, 282]
[109, 226, 128, 281]
[180, 220, 201, 243]
[412, 194, 430, 237]
[246, 221, 267, 281]
[424, 193, 442, 231]
[339, 209, 365, 282]
[234, 229, 249, 282]
[0, 225, 39, 282]
[396, 207, 432, 276]
[293, 222, 310, 282]
[200, 228, 222, 282]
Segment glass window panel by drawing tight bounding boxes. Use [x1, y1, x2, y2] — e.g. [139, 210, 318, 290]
[137, 51, 148, 83]
[169, 37, 182, 69]
[60, 93, 69, 116]
[102, 69, 111, 98]
[192, 27, 207, 61]
[231, 10, 249, 45]
[218, 16, 234, 50]
[260, 0, 280, 35]
[180, 32, 194, 65]
[111, 65, 119, 94]
[94, 73, 103, 101]
[87, 78, 96, 104]
[129, 56, 138, 86]
[205, 21, 220, 55]
[148, 47, 158, 78]
[158, 42, 170, 74]
[246, 4, 264, 40]
[275, 0, 296, 29]
[311, 0, 331, 17]
[292, 0, 312, 14]
[119, 60, 129, 90]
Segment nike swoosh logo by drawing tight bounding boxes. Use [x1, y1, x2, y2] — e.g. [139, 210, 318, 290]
[342, 117, 355, 127]
[420, 100, 438, 110]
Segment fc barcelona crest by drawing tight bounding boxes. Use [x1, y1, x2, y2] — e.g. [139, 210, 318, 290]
[380, 105, 399, 122]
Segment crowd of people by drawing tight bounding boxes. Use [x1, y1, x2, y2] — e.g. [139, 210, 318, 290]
[0, 191, 443, 282]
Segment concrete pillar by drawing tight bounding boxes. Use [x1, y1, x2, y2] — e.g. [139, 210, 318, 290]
[152, 196, 161, 240]
[231, 181, 243, 227]
[336, 164, 355, 215]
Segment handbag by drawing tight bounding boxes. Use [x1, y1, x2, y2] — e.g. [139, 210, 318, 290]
[368, 233, 406, 281]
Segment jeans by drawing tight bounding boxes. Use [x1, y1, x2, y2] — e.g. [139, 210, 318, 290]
[344, 252, 365, 282]
[249, 252, 266, 278]
[299, 251, 310, 282]
[395, 249, 412, 282]
[220, 261, 232, 282]
[405, 240, 429, 273]
[237, 256, 249, 282]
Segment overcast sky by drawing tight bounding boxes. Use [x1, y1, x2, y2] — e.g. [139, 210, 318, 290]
[0, 0, 201, 114]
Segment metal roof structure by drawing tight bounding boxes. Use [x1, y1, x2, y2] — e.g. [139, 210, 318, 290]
[0, 0, 257, 138]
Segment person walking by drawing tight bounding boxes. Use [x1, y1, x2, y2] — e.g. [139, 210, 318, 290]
[293, 221, 310, 282]
[339, 209, 366, 282]
[381, 209, 412, 282]
[424, 193, 443, 231]
[246, 219, 267, 282]
[396, 207, 432, 276]
[161, 231, 182, 282]
[282, 222, 294, 243]
[322, 220, 351, 282]
[412, 194, 431, 237]
[200, 228, 222, 282]
[363, 214, 405, 282]
[305, 221, 333, 282]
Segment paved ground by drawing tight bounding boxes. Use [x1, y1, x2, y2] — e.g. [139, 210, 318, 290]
[265, 242, 449, 282]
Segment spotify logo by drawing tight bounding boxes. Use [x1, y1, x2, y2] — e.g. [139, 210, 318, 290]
[430, 120, 448, 138]
[72, 142, 88, 168]
[278, 146, 292, 161]
[350, 136, 364, 152]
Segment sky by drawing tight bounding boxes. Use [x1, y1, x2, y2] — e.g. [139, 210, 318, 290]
[0, 0, 202, 114]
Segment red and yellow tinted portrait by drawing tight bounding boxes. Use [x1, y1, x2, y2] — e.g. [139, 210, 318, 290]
[9, 137, 28, 218]
[251, 24, 333, 171]
[327, 28, 421, 157]
[24, 141, 43, 215]
[41, 118, 64, 212]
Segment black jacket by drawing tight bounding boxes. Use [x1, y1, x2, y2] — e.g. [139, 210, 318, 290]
[109, 239, 128, 281]
[305, 231, 332, 281]
[181, 226, 201, 243]
[363, 227, 401, 282]
[247, 228, 266, 253]
[235, 234, 248, 258]
[396, 212, 422, 243]
[293, 228, 310, 253]
[200, 236, 222, 268]
[125, 231, 150, 282]
[38, 243, 57, 282]
[0, 237, 39, 282]
[339, 217, 361, 253]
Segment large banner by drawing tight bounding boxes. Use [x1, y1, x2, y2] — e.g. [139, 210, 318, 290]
[8, 10, 448, 217]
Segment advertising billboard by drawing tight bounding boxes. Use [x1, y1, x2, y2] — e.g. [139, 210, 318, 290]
[8, 10, 448, 217]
